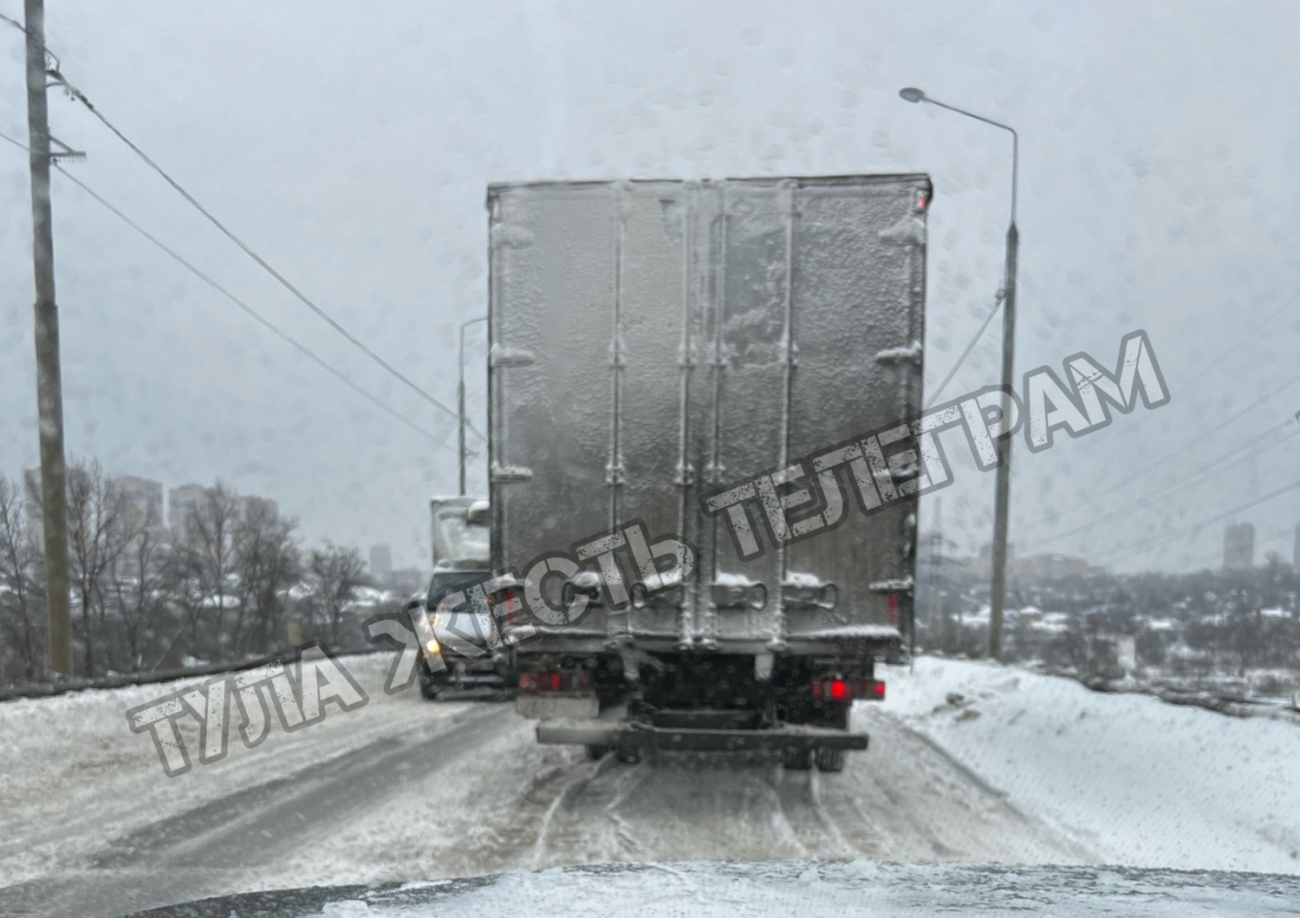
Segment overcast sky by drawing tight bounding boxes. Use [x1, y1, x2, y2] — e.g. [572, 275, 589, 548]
[1, 1, 1297, 573]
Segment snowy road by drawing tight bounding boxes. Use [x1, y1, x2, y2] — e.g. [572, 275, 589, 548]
[0, 657, 1092, 918]
[8, 655, 1297, 917]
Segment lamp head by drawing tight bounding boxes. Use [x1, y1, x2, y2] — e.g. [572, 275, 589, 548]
[898, 87, 926, 103]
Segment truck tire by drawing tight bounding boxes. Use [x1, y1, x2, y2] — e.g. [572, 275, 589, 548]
[783, 747, 812, 771]
[814, 747, 844, 773]
[585, 744, 609, 761]
[418, 673, 441, 701]
[616, 746, 641, 765]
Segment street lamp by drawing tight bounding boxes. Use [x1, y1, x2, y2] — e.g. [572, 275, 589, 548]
[900, 86, 1019, 661]
[458, 316, 487, 497]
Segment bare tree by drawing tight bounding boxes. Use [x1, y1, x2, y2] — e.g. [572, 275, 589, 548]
[64, 460, 133, 676]
[305, 542, 367, 647]
[232, 507, 301, 655]
[0, 476, 45, 682]
[107, 497, 173, 671]
[166, 483, 242, 663]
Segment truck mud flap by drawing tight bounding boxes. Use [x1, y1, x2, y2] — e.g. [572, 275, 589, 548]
[535, 718, 868, 753]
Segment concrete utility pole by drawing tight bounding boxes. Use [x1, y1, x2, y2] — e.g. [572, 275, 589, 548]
[987, 221, 1018, 660]
[899, 86, 1019, 661]
[24, 0, 73, 676]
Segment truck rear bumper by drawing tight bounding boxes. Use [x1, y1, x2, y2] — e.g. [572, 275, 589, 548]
[535, 717, 868, 753]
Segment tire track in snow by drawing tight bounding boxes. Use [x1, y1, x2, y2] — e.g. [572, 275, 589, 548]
[528, 753, 619, 869]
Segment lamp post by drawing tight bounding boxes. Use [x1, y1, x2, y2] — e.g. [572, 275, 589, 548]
[458, 316, 487, 497]
[900, 86, 1018, 661]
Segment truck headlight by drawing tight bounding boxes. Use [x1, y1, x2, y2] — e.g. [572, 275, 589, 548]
[425, 638, 440, 654]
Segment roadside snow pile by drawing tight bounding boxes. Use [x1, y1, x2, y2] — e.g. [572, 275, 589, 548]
[882, 656, 1300, 875]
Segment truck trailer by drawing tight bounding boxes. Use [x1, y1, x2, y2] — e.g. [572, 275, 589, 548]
[485, 175, 931, 770]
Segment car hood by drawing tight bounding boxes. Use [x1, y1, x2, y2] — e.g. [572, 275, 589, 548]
[123, 859, 1299, 917]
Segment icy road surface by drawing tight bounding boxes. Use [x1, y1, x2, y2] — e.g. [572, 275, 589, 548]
[0, 655, 1295, 917]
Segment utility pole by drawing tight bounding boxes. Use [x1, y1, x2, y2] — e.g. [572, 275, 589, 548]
[987, 222, 1018, 661]
[457, 372, 466, 496]
[24, 0, 73, 677]
[898, 86, 1019, 661]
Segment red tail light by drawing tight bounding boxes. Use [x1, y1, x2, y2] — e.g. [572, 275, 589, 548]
[519, 670, 593, 693]
[813, 679, 886, 702]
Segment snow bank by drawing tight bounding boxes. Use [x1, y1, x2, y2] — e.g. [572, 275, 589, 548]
[881, 657, 1300, 874]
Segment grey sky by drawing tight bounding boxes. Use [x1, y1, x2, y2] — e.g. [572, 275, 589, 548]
[1, 1, 1297, 572]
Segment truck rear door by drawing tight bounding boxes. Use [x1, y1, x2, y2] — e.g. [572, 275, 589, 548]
[488, 176, 929, 651]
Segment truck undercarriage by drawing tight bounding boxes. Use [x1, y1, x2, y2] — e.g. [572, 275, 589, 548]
[515, 647, 891, 771]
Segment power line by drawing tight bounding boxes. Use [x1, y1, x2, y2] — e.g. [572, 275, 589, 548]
[926, 292, 1003, 408]
[0, 126, 451, 449]
[72, 92, 485, 442]
[1092, 476, 1300, 566]
[1199, 291, 1300, 377]
[1094, 368, 1300, 501]
[1031, 417, 1300, 549]
[0, 14, 484, 442]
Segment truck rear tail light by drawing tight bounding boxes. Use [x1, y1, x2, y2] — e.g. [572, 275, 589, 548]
[812, 679, 885, 701]
[519, 670, 593, 693]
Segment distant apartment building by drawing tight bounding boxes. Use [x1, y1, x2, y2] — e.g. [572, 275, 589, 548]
[977, 542, 1014, 577]
[1223, 522, 1255, 571]
[238, 495, 279, 525]
[109, 475, 164, 528]
[24, 472, 279, 547]
[1013, 553, 1094, 581]
[168, 483, 211, 544]
[369, 544, 393, 582]
[168, 485, 280, 543]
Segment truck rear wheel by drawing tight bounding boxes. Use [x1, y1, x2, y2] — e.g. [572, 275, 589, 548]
[585, 744, 609, 761]
[814, 747, 844, 773]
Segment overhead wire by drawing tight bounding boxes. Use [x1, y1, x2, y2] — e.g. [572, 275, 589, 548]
[1090, 476, 1300, 567]
[1030, 416, 1300, 549]
[69, 92, 486, 442]
[0, 126, 451, 449]
[0, 13, 484, 442]
[926, 292, 1003, 409]
[1092, 367, 1300, 501]
[1198, 291, 1300, 377]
